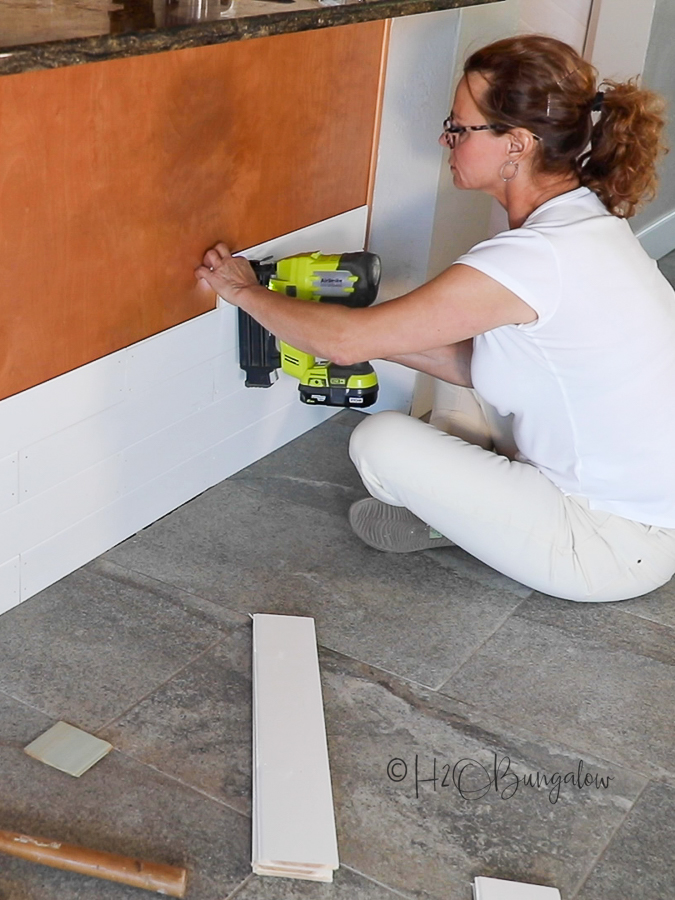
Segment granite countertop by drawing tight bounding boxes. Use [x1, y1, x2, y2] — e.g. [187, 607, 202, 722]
[0, 0, 502, 76]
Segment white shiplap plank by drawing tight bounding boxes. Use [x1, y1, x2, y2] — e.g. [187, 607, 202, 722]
[0, 557, 20, 613]
[0, 354, 126, 460]
[119, 369, 309, 495]
[208, 396, 339, 487]
[20, 451, 215, 601]
[124, 307, 225, 393]
[0, 453, 18, 515]
[214, 345, 248, 400]
[0, 451, 126, 566]
[474, 876, 562, 900]
[20, 358, 216, 500]
[19, 404, 337, 601]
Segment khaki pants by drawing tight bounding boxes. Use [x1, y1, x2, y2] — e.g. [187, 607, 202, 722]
[348, 383, 675, 602]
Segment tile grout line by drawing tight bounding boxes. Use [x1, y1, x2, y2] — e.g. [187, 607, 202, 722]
[431, 594, 532, 691]
[88, 557, 251, 626]
[567, 778, 652, 900]
[222, 873, 255, 899]
[614, 604, 675, 635]
[317, 639, 460, 696]
[295, 569, 532, 693]
[318, 643, 665, 787]
[341, 862, 419, 898]
[93, 629, 242, 735]
[115, 755, 254, 822]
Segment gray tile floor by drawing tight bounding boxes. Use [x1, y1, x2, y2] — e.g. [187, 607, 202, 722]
[1, 252, 675, 900]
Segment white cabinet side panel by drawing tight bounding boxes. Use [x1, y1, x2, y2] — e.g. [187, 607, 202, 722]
[519, 0, 593, 54]
[584, 0, 657, 80]
[369, 9, 461, 301]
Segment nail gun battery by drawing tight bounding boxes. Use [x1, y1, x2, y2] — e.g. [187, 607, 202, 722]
[299, 362, 379, 407]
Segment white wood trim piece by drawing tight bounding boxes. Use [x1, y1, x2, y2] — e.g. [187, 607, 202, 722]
[473, 876, 562, 900]
[252, 613, 339, 882]
[634, 206, 675, 261]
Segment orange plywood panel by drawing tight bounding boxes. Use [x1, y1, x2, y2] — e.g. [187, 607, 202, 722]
[0, 20, 386, 400]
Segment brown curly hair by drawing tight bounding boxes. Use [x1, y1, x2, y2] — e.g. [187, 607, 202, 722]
[463, 34, 668, 218]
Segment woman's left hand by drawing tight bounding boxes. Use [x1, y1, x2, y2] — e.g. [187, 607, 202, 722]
[195, 242, 259, 305]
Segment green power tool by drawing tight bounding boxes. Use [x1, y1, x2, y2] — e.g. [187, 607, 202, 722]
[238, 250, 381, 408]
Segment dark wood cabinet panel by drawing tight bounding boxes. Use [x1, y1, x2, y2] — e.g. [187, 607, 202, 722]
[0, 20, 387, 400]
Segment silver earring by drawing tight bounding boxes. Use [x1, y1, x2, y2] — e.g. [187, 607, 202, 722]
[500, 160, 519, 182]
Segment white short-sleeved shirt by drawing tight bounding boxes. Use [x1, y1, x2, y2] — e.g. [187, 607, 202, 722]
[454, 186, 675, 527]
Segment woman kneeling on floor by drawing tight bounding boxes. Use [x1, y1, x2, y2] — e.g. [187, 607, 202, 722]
[196, 34, 675, 603]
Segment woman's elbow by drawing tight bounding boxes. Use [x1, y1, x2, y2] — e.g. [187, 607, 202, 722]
[328, 342, 368, 367]
[318, 311, 372, 366]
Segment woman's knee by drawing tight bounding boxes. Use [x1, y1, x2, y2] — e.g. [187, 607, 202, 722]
[349, 411, 413, 469]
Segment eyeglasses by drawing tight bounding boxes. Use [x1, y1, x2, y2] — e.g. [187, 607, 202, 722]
[442, 116, 497, 148]
[442, 116, 543, 149]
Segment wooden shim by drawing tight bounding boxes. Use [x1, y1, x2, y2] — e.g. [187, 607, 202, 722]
[252, 613, 339, 882]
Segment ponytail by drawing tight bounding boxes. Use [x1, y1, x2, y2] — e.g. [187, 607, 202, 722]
[464, 35, 669, 218]
[578, 78, 668, 218]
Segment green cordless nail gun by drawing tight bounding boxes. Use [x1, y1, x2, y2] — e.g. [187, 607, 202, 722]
[238, 250, 381, 408]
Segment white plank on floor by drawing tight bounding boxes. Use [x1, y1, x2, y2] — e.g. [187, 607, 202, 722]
[252, 613, 339, 882]
[473, 876, 562, 900]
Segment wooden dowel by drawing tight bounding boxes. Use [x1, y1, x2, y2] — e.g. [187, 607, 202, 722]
[0, 829, 188, 897]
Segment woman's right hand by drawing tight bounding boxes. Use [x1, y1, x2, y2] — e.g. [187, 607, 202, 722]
[195, 242, 259, 307]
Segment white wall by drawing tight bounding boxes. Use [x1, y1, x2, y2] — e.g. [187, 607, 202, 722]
[427, 0, 520, 282]
[411, 0, 519, 415]
[582, 0, 674, 258]
[584, 0, 656, 81]
[520, 0, 594, 55]
[624, 0, 675, 258]
[367, 8, 461, 301]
